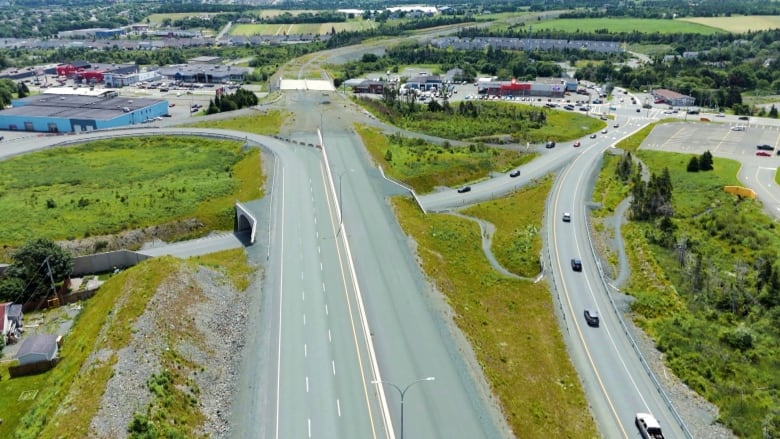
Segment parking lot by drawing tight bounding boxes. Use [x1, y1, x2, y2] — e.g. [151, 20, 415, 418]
[641, 122, 780, 160]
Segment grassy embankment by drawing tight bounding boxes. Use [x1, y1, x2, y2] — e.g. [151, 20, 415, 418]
[188, 109, 287, 136]
[354, 118, 597, 435]
[358, 98, 605, 145]
[592, 122, 780, 437]
[355, 125, 533, 193]
[679, 15, 780, 32]
[1, 250, 255, 439]
[392, 178, 598, 437]
[0, 137, 262, 252]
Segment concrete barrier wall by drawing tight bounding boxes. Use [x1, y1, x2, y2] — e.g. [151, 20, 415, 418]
[72, 250, 151, 276]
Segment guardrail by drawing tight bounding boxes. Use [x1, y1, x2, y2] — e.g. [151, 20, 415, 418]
[582, 157, 693, 438]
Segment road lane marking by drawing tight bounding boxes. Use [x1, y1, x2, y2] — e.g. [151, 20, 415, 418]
[306, 376, 309, 393]
[302, 291, 305, 301]
[321, 262, 323, 271]
[328, 329, 332, 343]
[319, 156, 384, 438]
[325, 304, 329, 315]
[322, 282, 326, 292]
[337, 399, 341, 417]
[308, 418, 311, 438]
[552, 148, 628, 438]
[304, 343, 307, 358]
[318, 245, 321, 254]
[332, 360, 336, 375]
[274, 166, 286, 439]
[303, 314, 306, 326]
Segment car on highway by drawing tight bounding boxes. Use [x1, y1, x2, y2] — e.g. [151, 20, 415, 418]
[584, 309, 600, 327]
[716, 112, 725, 117]
[636, 108, 641, 112]
[738, 116, 750, 120]
[731, 125, 746, 131]
[601, 129, 608, 134]
[613, 123, 619, 128]
[571, 258, 582, 272]
[545, 140, 556, 148]
[573, 141, 581, 147]
[562, 212, 571, 222]
[635, 413, 665, 439]
[757, 144, 774, 151]
[590, 133, 598, 139]
[457, 186, 472, 193]
[509, 170, 521, 178]
[756, 151, 772, 157]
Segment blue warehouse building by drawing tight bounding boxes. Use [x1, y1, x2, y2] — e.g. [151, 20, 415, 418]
[0, 90, 168, 133]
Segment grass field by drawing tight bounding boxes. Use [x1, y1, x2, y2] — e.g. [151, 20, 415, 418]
[187, 109, 286, 135]
[531, 18, 724, 34]
[1, 250, 254, 438]
[679, 15, 780, 32]
[393, 184, 598, 437]
[0, 136, 262, 250]
[355, 125, 534, 193]
[230, 19, 374, 36]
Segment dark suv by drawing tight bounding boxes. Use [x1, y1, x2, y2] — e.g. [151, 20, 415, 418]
[584, 309, 600, 327]
[571, 258, 582, 272]
[545, 140, 556, 148]
[757, 144, 774, 151]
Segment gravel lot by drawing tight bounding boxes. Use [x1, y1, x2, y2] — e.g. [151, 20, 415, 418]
[88, 264, 252, 438]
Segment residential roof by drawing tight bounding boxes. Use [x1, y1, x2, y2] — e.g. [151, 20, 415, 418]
[7, 304, 22, 320]
[17, 334, 58, 359]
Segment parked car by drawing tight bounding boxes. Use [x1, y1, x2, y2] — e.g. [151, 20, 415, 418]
[636, 108, 641, 112]
[562, 212, 571, 222]
[738, 116, 750, 120]
[571, 258, 582, 272]
[756, 151, 772, 157]
[457, 186, 472, 193]
[509, 170, 521, 178]
[731, 125, 746, 131]
[716, 113, 725, 117]
[757, 144, 774, 151]
[584, 309, 600, 327]
[590, 133, 598, 139]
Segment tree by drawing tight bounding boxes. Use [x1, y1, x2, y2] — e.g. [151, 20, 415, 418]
[384, 149, 393, 162]
[699, 150, 714, 171]
[769, 105, 778, 119]
[4, 238, 72, 302]
[687, 156, 700, 172]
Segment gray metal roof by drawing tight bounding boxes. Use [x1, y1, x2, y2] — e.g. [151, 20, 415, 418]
[4, 95, 165, 120]
[17, 334, 58, 359]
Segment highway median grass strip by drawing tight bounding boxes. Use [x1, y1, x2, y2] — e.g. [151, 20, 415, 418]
[187, 109, 287, 136]
[392, 190, 597, 438]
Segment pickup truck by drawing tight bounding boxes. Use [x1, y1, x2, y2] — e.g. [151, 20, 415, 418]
[635, 413, 665, 439]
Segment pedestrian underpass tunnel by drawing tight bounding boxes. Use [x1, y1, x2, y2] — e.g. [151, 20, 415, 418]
[235, 202, 257, 244]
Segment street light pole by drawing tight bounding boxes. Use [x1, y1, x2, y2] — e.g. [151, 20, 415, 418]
[372, 377, 435, 439]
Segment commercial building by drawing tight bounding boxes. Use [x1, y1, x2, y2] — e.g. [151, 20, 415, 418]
[156, 64, 250, 84]
[651, 88, 695, 107]
[0, 88, 168, 133]
[477, 78, 566, 98]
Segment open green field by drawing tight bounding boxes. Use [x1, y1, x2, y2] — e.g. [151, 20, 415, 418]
[355, 125, 534, 193]
[230, 19, 374, 36]
[0, 249, 254, 438]
[392, 180, 598, 437]
[532, 18, 724, 34]
[145, 12, 219, 25]
[357, 98, 606, 144]
[679, 15, 780, 32]
[0, 136, 262, 251]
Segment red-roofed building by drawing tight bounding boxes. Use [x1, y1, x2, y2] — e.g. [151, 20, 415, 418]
[651, 88, 695, 107]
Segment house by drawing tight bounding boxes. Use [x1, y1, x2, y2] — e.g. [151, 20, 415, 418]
[353, 79, 385, 94]
[405, 75, 443, 91]
[1, 302, 22, 344]
[17, 334, 59, 365]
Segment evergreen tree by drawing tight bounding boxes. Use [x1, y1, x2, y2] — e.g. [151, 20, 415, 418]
[687, 156, 700, 172]
[699, 150, 714, 171]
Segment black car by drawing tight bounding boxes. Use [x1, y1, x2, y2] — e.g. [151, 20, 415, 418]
[757, 144, 774, 151]
[571, 258, 582, 272]
[738, 116, 750, 120]
[562, 212, 571, 222]
[509, 170, 521, 178]
[545, 140, 556, 148]
[590, 134, 597, 139]
[635, 108, 641, 112]
[584, 309, 600, 327]
[457, 186, 472, 193]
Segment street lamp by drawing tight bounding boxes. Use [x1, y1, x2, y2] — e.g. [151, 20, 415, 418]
[372, 377, 435, 439]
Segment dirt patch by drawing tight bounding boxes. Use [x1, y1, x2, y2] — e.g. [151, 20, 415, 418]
[56, 218, 206, 256]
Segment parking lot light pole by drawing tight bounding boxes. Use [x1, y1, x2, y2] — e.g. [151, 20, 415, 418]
[372, 377, 435, 439]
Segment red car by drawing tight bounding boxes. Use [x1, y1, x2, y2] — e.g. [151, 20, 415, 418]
[756, 151, 772, 157]
[573, 141, 581, 147]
